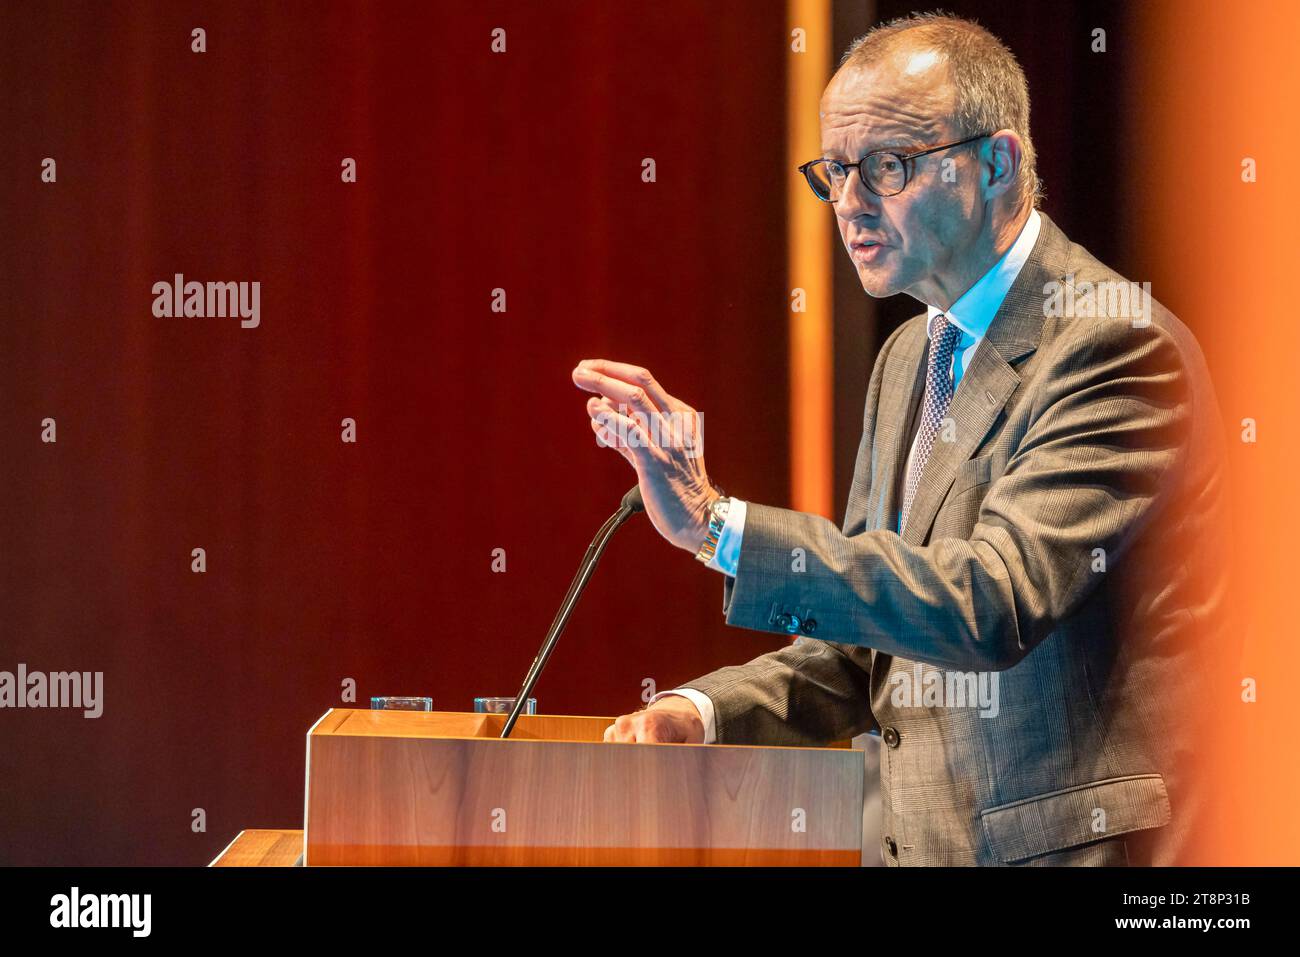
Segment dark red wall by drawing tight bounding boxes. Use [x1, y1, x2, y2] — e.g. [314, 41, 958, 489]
[0, 0, 790, 864]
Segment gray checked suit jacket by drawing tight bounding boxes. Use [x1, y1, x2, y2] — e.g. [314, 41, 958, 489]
[679, 211, 1233, 866]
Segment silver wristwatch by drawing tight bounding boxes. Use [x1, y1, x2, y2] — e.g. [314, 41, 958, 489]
[694, 493, 731, 565]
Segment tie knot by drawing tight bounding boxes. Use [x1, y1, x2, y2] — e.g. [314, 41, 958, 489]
[931, 313, 962, 352]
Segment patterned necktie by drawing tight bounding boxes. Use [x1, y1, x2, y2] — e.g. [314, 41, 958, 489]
[900, 314, 964, 535]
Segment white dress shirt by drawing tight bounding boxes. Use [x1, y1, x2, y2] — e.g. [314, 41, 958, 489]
[650, 209, 1042, 743]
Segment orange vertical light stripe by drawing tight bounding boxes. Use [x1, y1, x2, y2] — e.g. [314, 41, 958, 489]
[1133, 0, 1300, 864]
[787, 0, 834, 517]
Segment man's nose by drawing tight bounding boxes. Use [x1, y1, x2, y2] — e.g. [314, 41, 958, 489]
[834, 166, 882, 223]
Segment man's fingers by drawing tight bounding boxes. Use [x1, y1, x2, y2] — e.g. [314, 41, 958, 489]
[586, 394, 673, 455]
[572, 359, 675, 416]
[612, 713, 639, 743]
[573, 359, 675, 410]
[590, 416, 637, 467]
[574, 371, 661, 421]
[586, 393, 659, 429]
[586, 396, 660, 462]
[602, 710, 689, 744]
[603, 713, 643, 743]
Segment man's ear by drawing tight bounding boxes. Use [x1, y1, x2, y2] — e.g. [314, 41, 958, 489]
[983, 129, 1024, 201]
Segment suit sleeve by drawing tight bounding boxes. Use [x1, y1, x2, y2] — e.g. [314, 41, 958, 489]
[719, 319, 1193, 673]
[670, 320, 912, 746]
[676, 638, 877, 746]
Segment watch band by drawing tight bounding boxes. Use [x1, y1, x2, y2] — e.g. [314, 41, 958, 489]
[694, 492, 731, 565]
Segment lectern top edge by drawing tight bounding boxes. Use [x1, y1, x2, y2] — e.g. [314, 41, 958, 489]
[306, 708, 854, 752]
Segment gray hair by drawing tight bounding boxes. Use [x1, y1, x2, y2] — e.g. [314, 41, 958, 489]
[839, 11, 1043, 211]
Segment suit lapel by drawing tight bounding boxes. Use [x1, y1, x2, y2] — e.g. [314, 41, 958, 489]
[898, 338, 1023, 545]
[872, 325, 927, 532]
[890, 211, 1073, 546]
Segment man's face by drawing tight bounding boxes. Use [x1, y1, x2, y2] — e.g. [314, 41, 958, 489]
[819, 50, 984, 304]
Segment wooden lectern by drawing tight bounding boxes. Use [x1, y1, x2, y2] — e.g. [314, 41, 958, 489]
[303, 708, 864, 866]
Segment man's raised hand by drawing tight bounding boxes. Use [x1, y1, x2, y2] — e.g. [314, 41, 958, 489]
[572, 359, 719, 554]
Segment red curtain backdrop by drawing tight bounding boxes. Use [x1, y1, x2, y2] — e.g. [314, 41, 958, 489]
[0, 1, 789, 865]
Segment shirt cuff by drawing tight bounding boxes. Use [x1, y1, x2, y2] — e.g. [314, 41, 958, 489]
[705, 497, 747, 577]
[648, 688, 717, 744]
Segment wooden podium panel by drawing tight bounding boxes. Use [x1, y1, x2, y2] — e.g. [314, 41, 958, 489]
[305, 709, 863, 866]
[210, 829, 304, 867]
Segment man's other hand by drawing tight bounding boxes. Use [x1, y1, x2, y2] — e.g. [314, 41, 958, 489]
[603, 695, 706, 744]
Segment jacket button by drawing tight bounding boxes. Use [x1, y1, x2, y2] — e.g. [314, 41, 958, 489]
[884, 836, 898, 858]
[801, 618, 817, 635]
[883, 726, 900, 748]
[776, 613, 800, 634]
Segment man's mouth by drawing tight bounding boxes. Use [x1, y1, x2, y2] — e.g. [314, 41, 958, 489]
[851, 240, 887, 263]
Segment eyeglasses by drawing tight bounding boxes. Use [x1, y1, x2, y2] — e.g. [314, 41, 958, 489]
[798, 132, 993, 201]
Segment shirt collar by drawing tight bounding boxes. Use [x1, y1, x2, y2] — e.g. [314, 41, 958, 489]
[926, 208, 1042, 342]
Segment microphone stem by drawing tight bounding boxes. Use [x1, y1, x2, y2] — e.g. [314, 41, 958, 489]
[500, 502, 636, 739]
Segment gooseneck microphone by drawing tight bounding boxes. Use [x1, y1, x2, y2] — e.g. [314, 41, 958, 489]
[500, 485, 644, 739]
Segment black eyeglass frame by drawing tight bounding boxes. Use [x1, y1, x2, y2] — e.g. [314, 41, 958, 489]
[798, 131, 994, 200]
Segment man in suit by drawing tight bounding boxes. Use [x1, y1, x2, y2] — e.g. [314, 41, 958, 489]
[572, 13, 1229, 866]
